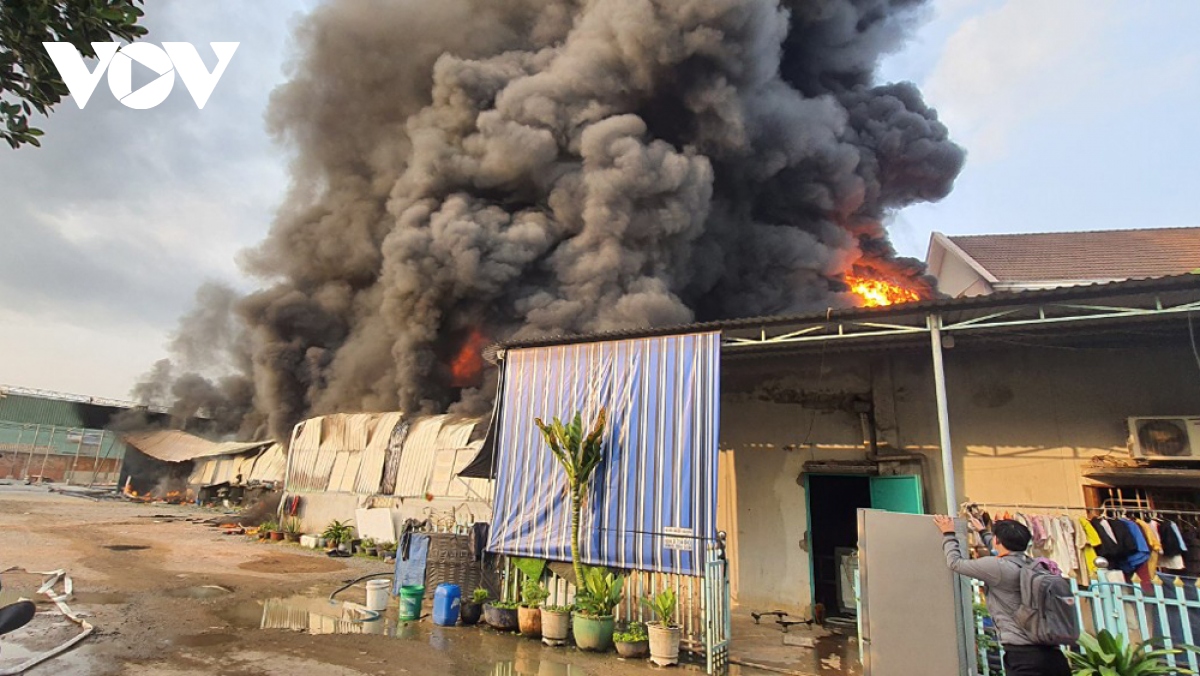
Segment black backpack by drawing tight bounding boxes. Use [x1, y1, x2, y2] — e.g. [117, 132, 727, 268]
[1011, 557, 1081, 645]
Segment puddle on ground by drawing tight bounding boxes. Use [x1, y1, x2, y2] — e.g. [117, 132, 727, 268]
[490, 661, 586, 676]
[165, 585, 233, 599]
[103, 544, 149, 552]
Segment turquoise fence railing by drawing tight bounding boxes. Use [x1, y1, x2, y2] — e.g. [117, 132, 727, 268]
[973, 569, 1200, 675]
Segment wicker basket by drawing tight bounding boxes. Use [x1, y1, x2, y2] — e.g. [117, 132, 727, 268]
[423, 533, 498, 599]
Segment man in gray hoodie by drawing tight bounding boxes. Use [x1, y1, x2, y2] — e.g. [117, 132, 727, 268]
[933, 515, 1070, 676]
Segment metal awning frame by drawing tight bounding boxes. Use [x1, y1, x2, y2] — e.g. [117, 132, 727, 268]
[720, 294, 1200, 350]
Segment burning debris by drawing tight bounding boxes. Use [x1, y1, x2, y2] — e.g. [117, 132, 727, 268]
[142, 0, 964, 439]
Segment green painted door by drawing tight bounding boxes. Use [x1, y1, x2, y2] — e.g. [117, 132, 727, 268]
[869, 475, 924, 514]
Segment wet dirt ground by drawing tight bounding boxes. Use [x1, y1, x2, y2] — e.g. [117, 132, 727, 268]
[0, 487, 847, 675]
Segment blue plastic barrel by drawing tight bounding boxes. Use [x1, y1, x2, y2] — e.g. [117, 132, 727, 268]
[432, 584, 461, 627]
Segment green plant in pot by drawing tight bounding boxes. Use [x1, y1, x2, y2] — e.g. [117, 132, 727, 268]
[483, 600, 520, 632]
[378, 541, 397, 560]
[535, 408, 606, 587]
[1066, 630, 1198, 675]
[643, 589, 681, 666]
[360, 537, 377, 557]
[257, 518, 277, 540]
[281, 517, 303, 543]
[518, 579, 549, 638]
[614, 621, 649, 659]
[573, 566, 624, 652]
[322, 520, 353, 551]
[461, 588, 488, 626]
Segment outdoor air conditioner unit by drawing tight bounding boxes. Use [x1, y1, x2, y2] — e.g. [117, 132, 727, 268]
[1128, 417, 1200, 460]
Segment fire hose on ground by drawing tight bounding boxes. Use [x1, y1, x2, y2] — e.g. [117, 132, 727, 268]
[0, 568, 94, 676]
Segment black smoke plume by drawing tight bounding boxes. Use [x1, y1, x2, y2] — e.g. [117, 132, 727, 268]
[142, 0, 964, 442]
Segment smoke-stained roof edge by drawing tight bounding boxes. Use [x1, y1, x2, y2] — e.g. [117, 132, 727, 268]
[490, 273, 1200, 353]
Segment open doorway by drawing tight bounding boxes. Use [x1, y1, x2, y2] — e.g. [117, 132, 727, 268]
[807, 475, 872, 618]
[806, 473, 925, 619]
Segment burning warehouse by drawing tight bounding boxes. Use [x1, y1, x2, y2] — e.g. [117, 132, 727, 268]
[120, 430, 282, 503]
[144, 0, 965, 450]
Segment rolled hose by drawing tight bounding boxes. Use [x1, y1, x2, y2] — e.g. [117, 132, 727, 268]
[0, 569, 94, 676]
[325, 571, 393, 623]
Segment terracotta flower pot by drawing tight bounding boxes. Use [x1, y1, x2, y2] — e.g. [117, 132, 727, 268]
[270, 531, 284, 541]
[518, 606, 542, 637]
[572, 613, 614, 652]
[540, 608, 570, 646]
[615, 639, 649, 659]
[647, 622, 682, 666]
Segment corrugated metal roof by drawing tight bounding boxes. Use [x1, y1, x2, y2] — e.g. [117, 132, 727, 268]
[949, 227, 1200, 283]
[490, 272, 1200, 352]
[353, 412, 402, 494]
[283, 412, 484, 497]
[247, 444, 287, 483]
[123, 430, 271, 463]
[392, 416, 447, 498]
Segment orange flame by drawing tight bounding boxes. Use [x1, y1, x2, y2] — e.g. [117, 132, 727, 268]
[846, 275, 921, 307]
[450, 329, 488, 386]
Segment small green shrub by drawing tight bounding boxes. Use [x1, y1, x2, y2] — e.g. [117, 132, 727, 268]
[575, 567, 624, 617]
[614, 621, 648, 643]
[471, 588, 490, 604]
[1066, 630, 1198, 676]
[642, 589, 677, 627]
[521, 579, 550, 608]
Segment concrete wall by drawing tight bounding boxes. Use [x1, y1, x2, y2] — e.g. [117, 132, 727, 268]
[288, 491, 492, 542]
[719, 338, 1200, 614]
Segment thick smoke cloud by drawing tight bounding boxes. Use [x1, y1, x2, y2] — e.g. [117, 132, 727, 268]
[148, 0, 964, 442]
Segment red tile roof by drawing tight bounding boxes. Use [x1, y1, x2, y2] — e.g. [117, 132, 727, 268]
[948, 227, 1200, 283]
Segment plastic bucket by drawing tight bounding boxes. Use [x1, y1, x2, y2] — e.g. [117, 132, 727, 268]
[398, 585, 424, 621]
[366, 579, 391, 612]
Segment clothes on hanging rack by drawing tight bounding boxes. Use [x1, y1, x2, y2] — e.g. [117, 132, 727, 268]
[962, 502, 1200, 583]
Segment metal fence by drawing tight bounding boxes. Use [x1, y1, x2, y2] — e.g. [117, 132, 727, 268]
[974, 570, 1200, 675]
[0, 421, 123, 486]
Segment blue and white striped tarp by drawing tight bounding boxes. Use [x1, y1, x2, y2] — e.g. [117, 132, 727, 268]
[486, 332, 720, 576]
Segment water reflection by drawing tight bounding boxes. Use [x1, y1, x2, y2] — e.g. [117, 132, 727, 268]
[259, 597, 383, 635]
[491, 659, 585, 676]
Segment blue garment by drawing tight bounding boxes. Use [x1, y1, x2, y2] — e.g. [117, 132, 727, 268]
[393, 534, 430, 594]
[1118, 520, 1150, 575]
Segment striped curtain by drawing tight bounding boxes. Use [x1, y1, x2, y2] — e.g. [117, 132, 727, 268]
[487, 332, 720, 576]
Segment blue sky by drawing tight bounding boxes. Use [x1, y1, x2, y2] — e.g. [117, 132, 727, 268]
[1, 0, 1196, 400]
[880, 0, 1200, 257]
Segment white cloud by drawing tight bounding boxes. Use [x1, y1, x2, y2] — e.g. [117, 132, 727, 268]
[923, 0, 1118, 160]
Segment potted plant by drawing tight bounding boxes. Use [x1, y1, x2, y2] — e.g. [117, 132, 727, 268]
[1066, 630, 1198, 675]
[518, 579, 549, 637]
[461, 588, 488, 626]
[257, 518, 276, 540]
[378, 541, 397, 560]
[535, 409, 606, 587]
[360, 537, 378, 557]
[614, 621, 649, 659]
[541, 603, 572, 646]
[281, 517, 303, 543]
[483, 600, 519, 632]
[322, 520, 353, 551]
[573, 566, 624, 652]
[643, 589, 681, 666]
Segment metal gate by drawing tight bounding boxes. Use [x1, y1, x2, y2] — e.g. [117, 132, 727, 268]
[704, 539, 731, 675]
